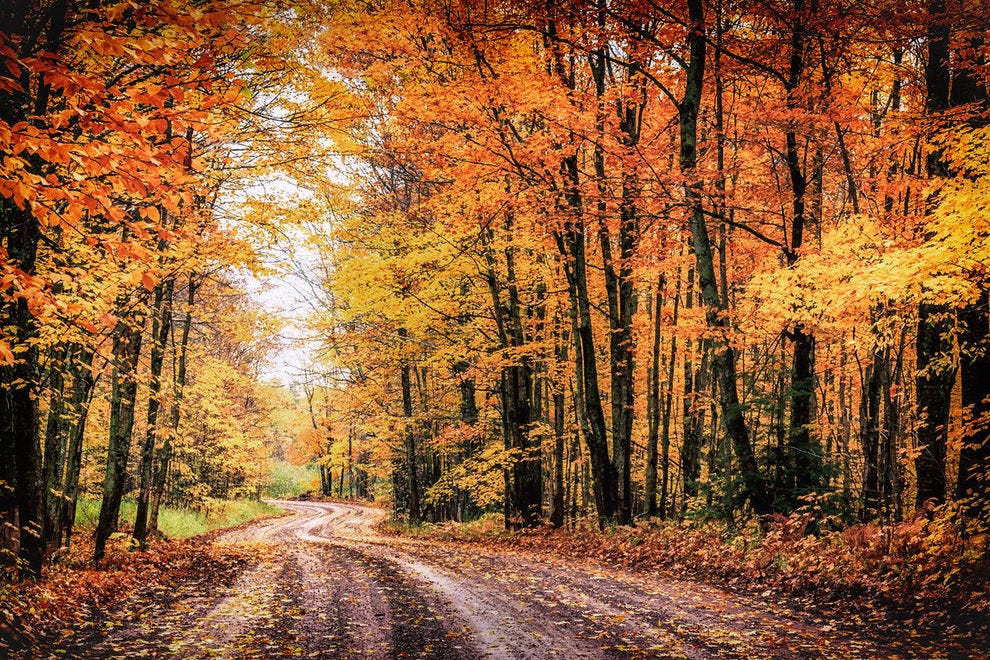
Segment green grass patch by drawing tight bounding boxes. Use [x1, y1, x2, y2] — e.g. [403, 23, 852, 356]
[74, 496, 282, 539]
[263, 460, 319, 499]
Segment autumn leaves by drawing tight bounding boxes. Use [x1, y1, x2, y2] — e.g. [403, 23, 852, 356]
[296, 0, 990, 532]
[0, 1, 295, 577]
[1, 0, 988, 582]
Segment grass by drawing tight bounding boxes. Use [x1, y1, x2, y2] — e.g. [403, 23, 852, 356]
[263, 460, 320, 499]
[74, 496, 282, 539]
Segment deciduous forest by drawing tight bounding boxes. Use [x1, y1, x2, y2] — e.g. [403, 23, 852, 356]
[2, 0, 989, 656]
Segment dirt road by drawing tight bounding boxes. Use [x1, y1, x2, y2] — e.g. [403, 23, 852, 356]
[65, 501, 892, 658]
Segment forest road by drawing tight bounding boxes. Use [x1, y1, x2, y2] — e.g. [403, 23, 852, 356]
[73, 500, 890, 659]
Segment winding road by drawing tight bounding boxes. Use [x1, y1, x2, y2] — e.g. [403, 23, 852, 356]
[71, 500, 892, 658]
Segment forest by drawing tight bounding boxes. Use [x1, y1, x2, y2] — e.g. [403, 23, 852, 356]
[1, 0, 989, 654]
[283, 0, 990, 544]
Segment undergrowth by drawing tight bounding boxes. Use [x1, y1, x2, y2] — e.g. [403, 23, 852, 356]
[74, 496, 281, 539]
[264, 460, 319, 499]
[384, 507, 990, 620]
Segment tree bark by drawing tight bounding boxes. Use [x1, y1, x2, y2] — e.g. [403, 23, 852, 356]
[133, 277, 174, 545]
[778, 0, 822, 511]
[957, 292, 990, 522]
[61, 347, 97, 551]
[41, 345, 70, 553]
[681, 271, 706, 505]
[398, 327, 421, 524]
[550, 358, 566, 528]
[150, 277, 196, 536]
[0, 0, 70, 581]
[555, 155, 619, 525]
[504, 236, 541, 527]
[914, 0, 954, 508]
[860, 330, 885, 521]
[645, 280, 663, 518]
[94, 310, 145, 563]
[681, 0, 770, 515]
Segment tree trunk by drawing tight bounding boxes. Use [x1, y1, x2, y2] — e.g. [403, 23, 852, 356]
[951, 28, 988, 524]
[550, 313, 568, 528]
[398, 328, 421, 524]
[542, 10, 617, 524]
[133, 278, 174, 545]
[551, 376, 566, 528]
[645, 280, 663, 517]
[555, 155, 618, 525]
[0, 0, 70, 581]
[41, 345, 69, 553]
[0, 190, 44, 581]
[914, 0, 954, 509]
[957, 290, 990, 523]
[681, 0, 770, 515]
[150, 277, 196, 535]
[61, 348, 97, 551]
[779, 0, 822, 511]
[860, 332, 884, 521]
[504, 238, 541, 527]
[94, 310, 145, 563]
[681, 271, 706, 506]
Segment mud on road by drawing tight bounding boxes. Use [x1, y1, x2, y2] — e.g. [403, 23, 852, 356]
[53, 501, 893, 658]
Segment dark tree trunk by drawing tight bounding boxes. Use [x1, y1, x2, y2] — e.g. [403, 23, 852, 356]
[543, 13, 617, 524]
[914, 0, 954, 509]
[957, 290, 990, 522]
[550, 313, 568, 528]
[951, 29, 988, 524]
[41, 345, 69, 553]
[681, 272, 705, 505]
[590, 54, 641, 525]
[882, 334, 907, 522]
[645, 281, 663, 518]
[551, 376, 566, 528]
[457, 364, 478, 425]
[659, 277, 680, 519]
[555, 154, 618, 525]
[398, 328, 421, 524]
[778, 0, 822, 511]
[681, 0, 770, 515]
[94, 312, 145, 562]
[502, 362, 538, 526]
[504, 239, 541, 527]
[61, 348, 97, 551]
[150, 277, 196, 536]
[0, 279, 43, 577]
[134, 278, 174, 545]
[0, 0, 70, 581]
[481, 227, 542, 528]
[860, 331, 885, 521]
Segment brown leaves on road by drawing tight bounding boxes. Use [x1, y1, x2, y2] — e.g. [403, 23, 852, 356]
[5, 501, 987, 658]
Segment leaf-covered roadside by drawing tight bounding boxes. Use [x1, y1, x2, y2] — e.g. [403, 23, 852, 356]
[387, 510, 990, 653]
[0, 536, 256, 655]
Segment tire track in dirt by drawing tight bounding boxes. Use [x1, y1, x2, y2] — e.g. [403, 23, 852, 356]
[51, 501, 890, 658]
[251, 500, 886, 659]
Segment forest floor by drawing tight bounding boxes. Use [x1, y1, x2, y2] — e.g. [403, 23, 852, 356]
[9, 500, 987, 658]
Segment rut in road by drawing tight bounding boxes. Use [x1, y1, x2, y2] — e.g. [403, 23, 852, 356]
[61, 501, 888, 658]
